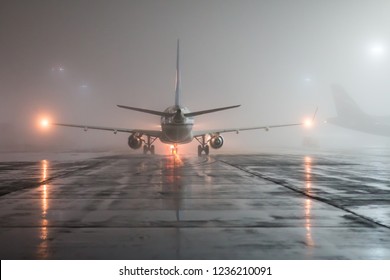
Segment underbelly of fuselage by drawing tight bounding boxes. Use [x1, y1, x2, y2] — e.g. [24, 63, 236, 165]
[160, 124, 193, 144]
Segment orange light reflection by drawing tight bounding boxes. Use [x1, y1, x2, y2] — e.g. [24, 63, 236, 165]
[305, 198, 314, 247]
[38, 160, 50, 258]
[304, 157, 312, 194]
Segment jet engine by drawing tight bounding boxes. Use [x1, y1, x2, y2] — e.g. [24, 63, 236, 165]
[128, 134, 143, 149]
[209, 135, 224, 149]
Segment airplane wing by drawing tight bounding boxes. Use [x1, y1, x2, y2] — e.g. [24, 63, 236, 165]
[53, 123, 162, 137]
[192, 122, 303, 137]
[194, 108, 317, 137]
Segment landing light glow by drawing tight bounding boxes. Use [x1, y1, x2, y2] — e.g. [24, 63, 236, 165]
[40, 119, 49, 128]
[304, 119, 313, 128]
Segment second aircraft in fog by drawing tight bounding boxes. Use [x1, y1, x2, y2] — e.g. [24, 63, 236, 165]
[54, 41, 306, 156]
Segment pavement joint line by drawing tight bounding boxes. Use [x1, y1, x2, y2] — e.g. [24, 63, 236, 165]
[0, 160, 107, 197]
[0, 225, 376, 229]
[219, 159, 390, 231]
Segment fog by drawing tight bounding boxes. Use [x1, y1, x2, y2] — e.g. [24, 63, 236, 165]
[1, 0, 390, 154]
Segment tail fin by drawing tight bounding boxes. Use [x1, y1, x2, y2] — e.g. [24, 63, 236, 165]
[175, 39, 181, 106]
[117, 41, 241, 118]
[331, 84, 367, 119]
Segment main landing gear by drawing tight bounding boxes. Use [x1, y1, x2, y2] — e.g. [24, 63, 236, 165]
[143, 135, 157, 155]
[195, 135, 209, 156]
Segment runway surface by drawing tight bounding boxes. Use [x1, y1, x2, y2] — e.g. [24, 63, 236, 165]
[0, 151, 389, 259]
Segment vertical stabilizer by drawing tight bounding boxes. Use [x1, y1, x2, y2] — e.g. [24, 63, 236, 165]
[175, 40, 181, 106]
[331, 84, 367, 119]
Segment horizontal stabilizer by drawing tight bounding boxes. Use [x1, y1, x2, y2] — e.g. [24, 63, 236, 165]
[117, 105, 173, 117]
[184, 105, 240, 117]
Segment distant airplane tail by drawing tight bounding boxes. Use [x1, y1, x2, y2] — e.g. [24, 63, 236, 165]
[328, 84, 371, 129]
[328, 85, 390, 136]
[331, 85, 368, 119]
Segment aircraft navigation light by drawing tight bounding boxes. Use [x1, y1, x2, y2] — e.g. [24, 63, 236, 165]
[40, 119, 49, 128]
[304, 118, 313, 128]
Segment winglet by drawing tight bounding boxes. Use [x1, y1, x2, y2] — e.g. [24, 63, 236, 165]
[312, 106, 318, 122]
[175, 39, 181, 106]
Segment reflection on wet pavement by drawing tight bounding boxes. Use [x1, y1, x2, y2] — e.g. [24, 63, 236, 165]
[304, 157, 314, 249]
[38, 160, 49, 259]
[305, 198, 314, 248]
[0, 151, 389, 259]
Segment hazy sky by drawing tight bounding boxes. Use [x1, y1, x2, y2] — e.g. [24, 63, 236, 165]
[1, 0, 389, 152]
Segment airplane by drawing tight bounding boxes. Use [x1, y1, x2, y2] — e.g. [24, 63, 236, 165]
[53, 40, 309, 156]
[327, 85, 390, 137]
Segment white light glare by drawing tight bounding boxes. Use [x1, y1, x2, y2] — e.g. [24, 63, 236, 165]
[304, 118, 313, 128]
[51, 66, 65, 73]
[369, 43, 385, 56]
[40, 119, 49, 128]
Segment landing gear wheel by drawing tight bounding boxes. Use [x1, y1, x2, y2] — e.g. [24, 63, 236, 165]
[196, 135, 211, 156]
[142, 135, 157, 155]
[198, 145, 202, 156]
[204, 145, 209, 155]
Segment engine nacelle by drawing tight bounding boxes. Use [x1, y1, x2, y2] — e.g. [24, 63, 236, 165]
[128, 134, 142, 149]
[210, 135, 224, 149]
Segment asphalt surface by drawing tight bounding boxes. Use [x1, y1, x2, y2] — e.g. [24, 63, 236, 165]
[0, 151, 389, 259]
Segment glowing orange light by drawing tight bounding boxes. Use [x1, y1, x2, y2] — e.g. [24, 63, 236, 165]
[40, 119, 49, 128]
[304, 118, 312, 128]
[170, 145, 178, 155]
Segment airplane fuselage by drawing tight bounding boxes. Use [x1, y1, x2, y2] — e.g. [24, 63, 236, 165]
[160, 105, 194, 144]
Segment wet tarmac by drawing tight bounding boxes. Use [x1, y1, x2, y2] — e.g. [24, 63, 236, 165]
[0, 151, 389, 259]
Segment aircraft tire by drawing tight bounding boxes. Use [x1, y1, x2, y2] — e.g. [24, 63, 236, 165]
[151, 145, 155, 155]
[205, 145, 210, 155]
[143, 145, 148, 154]
[198, 145, 202, 156]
